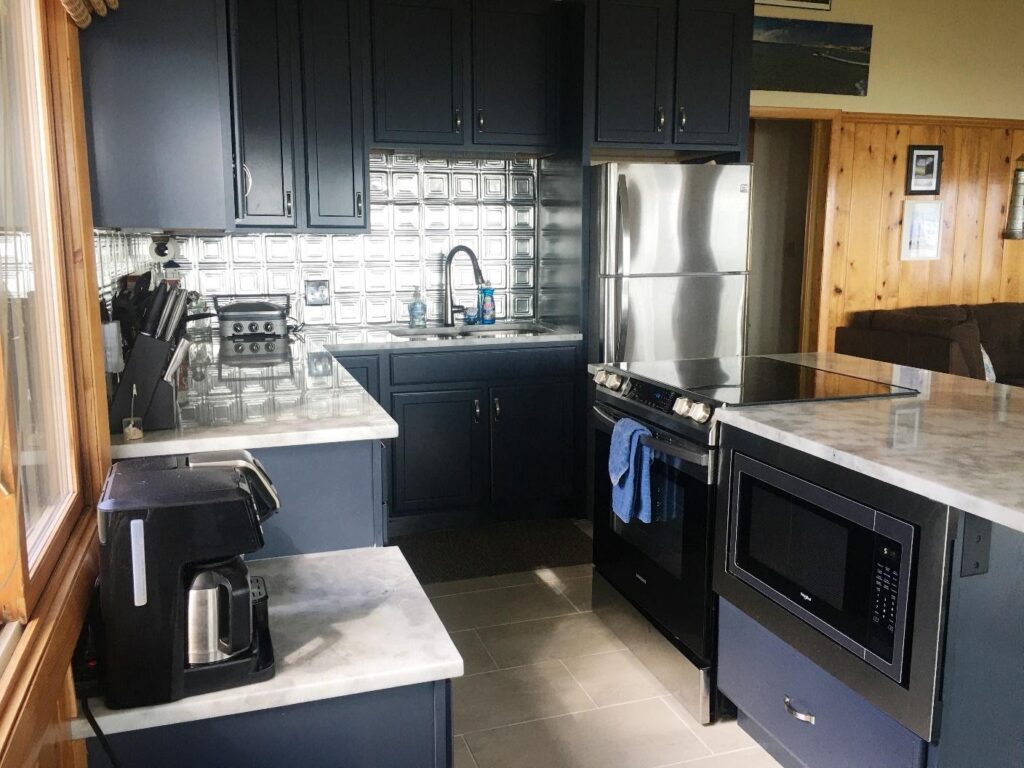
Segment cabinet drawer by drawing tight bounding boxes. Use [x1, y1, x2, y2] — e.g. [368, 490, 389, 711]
[390, 346, 576, 386]
[718, 600, 926, 768]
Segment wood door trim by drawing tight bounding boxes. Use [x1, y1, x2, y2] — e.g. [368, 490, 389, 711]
[0, 509, 97, 766]
[840, 111, 1024, 130]
[750, 106, 842, 122]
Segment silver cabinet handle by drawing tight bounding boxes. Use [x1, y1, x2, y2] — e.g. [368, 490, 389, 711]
[356, 192, 363, 218]
[285, 191, 293, 217]
[242, 163, 253, 198]
[678, 106, 687, 130]
[656, 106, 665, 132]
[477, 109, 485, 130]
[784, 696, 815, 725]
[473, 399, 481, 423]
[454, 108, 462, 132]
[493, 397, 501, 421]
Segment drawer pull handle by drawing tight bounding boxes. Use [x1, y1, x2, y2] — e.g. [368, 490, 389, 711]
[473, 399, 481, 423]
[784, 696, 815, 725]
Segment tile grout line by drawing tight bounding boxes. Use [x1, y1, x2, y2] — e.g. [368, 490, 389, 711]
[473, 628, 501, 672]
[426, 567, 594, 599]
[458, 696, 670, 739]
[557, 658, 599, 710]
[446, 603, 610, 634]
[456, 646, 631, 678]
[667, 746, 766, 767]
[456, 735, 482, 768]
[659, 695, 715, 754]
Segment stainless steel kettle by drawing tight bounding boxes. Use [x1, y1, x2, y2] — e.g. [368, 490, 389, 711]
[186, 556, 252, 666]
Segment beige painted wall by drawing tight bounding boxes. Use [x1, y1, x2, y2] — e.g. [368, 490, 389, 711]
[751, 0, 1024, 119]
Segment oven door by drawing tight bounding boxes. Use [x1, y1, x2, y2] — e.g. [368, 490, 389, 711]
[591, 403, 714, 662]
[727, 453, 916, 684]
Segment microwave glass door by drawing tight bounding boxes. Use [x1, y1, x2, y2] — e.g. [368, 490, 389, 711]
[728, 454, 915, 683]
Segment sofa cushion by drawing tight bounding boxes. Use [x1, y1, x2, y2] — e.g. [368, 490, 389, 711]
[859, 312, 986, 379]
[969, 303, 1024, 380]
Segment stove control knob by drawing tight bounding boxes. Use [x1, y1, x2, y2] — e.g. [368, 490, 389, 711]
[593, 369, 608, 386]
[249, 342, 261, 353]
[672, 397, 693, 417]
[232, 322, 244, 334]
[689, 402, 712, 424]
[605, 373, 623, 391]
[233, 342, 245, 354]
[264, 321, 275, 333]
[248, 322, 260, 334]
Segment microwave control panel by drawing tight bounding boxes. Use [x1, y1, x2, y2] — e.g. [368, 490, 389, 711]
[870, 539, 902, 647]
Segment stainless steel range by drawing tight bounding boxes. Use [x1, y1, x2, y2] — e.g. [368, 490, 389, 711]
[588, 356, 917, 724]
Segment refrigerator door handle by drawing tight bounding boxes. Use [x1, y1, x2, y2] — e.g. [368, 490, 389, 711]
[615, 175, 631, 361]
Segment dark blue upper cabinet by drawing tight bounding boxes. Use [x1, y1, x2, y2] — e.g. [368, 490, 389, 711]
[371, 0, 470, 146]
[594, 0, 676, 145]
[588, 0, 752, 151]
[80, 0, 234, 230]
[229, 0, 298, 228]
[300, 0, 368, 229]
[472, 0, 560, 148]
[673, 0, 752, 148]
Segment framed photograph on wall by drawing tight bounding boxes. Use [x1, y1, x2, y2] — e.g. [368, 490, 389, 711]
[900, 200, 944, 261]
[755, 0, 832, 9]
[906, 145, 943, 195]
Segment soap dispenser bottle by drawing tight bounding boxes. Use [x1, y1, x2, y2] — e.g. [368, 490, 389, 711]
[479, 282, 496, 325]
[408, 288, 427, 328]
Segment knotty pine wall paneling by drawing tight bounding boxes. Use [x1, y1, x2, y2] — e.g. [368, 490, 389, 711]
[820, 117, 1024, 352]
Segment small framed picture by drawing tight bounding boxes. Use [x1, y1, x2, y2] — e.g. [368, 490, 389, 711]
[900, 200, 944, 261]
[756, 0, 831, 9]
[906, 145, 943, 195]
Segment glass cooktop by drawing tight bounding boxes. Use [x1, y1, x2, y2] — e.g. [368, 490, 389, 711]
[613, 357, 918, 407]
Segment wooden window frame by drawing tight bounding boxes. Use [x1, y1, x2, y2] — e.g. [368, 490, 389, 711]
[1, 0, 110, 764]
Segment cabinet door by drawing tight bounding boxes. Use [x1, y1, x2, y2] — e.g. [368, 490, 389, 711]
[673, 0, 752, 147]
[300, 0, 368, 229]
[472, 0, 559, 147]
[490, 383, 574, 519]
[229, 0, 297, 226]
[594, 0, 675, 144]
[371, 0, 470, 145]
[392, 390, 488, 515]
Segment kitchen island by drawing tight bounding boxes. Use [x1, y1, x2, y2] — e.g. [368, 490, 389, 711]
[111, 328, 398, 555]
[72, 547, 464, 767]
[713, 352, 1024, 768]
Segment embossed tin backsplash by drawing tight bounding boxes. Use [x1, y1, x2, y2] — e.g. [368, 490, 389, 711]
[95, 153, 539, 340]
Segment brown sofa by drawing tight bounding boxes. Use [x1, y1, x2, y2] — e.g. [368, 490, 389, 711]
[834, 303, 1024, 386]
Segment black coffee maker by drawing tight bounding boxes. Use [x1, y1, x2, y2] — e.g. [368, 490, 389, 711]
[97, 450, 281, 709]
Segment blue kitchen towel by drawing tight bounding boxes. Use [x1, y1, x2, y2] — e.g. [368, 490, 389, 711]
[609, 417, 653, 524]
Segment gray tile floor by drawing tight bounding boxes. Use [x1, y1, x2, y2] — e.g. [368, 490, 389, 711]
[428, 566, 784, 768]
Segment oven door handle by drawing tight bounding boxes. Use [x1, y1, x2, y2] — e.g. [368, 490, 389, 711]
[592, 405, 709, 469]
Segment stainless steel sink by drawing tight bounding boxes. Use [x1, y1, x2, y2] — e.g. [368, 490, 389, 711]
[390, 322, 552, 341]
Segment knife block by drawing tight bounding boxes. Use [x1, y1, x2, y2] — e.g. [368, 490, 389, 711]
[108, 334, 177, 434]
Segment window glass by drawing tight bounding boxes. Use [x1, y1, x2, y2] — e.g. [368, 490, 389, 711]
[0, 0, 77, 567]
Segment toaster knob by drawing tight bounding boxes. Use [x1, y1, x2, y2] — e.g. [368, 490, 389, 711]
[672, 397, 693, 416]
[264, 321, 275, 333]
[248, 322, 260, 333]
[689, 402, 712, 424]
[232, 322, 244, 334]
[593, 370, 608, 386]
[605, 373, 623, 391]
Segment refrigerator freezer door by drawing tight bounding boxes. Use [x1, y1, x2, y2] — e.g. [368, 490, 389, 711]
[599, 163, 752, 277]
[600, 274, 747, 362]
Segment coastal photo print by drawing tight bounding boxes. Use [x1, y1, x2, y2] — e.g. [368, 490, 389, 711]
[752, 17, 873, 96]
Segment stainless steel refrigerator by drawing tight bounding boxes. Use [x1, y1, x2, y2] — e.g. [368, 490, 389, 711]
[593, 162, 752, 363]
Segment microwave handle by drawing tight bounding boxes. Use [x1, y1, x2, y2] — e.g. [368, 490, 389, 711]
[592, 405, 709, 468]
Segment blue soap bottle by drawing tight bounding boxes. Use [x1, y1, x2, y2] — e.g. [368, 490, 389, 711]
[408, 288, 427, 328]
[479, 282, 495, 325]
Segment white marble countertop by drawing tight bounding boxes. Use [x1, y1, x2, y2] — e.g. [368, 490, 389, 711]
[71, 547, 463, 739]
[111, 331, 397, 460]
[323, 322, 583, 353]
[714, 353, 1024, 533]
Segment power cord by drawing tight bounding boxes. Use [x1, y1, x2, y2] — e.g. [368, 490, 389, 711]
[80, 696, 122, 768]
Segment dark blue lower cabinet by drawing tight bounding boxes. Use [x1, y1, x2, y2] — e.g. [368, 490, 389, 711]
[88, 680, 452, 768]
[718, 600, 926, 768]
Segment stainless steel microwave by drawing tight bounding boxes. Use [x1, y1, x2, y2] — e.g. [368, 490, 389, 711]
[727, 453, 915, 684]
[714, 426, 958, 742]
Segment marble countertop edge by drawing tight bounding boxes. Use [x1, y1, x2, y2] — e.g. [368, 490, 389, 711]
[69, 658, 464, 740]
